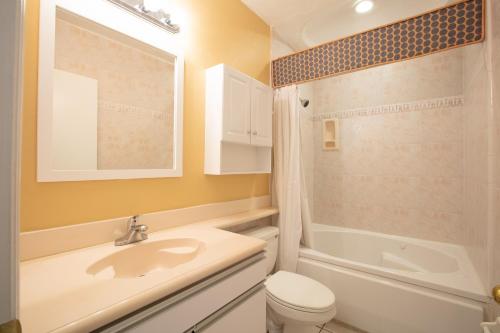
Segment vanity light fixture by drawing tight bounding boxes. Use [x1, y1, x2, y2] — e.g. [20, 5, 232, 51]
[107, 0, 180, 33]
[354, 0, 374, 14]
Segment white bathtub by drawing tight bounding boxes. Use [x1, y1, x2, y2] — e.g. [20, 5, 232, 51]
[297, 224, 488, 333]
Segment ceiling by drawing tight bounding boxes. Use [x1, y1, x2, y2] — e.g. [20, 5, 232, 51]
[241, 0, 456, 52]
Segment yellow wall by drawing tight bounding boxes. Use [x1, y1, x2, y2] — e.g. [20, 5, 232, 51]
[21, 0, 271, 231]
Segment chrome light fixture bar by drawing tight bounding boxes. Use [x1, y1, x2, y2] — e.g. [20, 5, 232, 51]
[107, 0, 180, 33]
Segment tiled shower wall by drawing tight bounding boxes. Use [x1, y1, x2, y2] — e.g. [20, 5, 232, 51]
[307, 48, 465, 243]
[300, 44, 491, 286]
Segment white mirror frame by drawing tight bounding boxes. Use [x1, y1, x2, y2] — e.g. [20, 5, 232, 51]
[38, 0, 184, 182]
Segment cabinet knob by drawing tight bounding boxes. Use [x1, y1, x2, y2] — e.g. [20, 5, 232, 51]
[252, 131, 258, 135]
[247, 130, 251, 134]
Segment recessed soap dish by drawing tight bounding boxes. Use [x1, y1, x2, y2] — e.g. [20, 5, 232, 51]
[322, 119, 339, 151]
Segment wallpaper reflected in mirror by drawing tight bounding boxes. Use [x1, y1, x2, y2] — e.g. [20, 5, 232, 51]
[52, 9, 175, 170]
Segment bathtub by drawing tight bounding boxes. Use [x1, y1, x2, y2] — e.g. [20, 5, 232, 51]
[297, 224, 488, 333]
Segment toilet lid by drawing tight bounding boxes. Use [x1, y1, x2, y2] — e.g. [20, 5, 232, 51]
[265, 271, 335, 312]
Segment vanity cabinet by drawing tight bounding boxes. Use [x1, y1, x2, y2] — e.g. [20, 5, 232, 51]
[96, 255, 266, 333]
[205, 64, 272, 175]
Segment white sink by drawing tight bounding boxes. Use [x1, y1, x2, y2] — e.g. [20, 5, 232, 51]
[86, 238, 205, 279]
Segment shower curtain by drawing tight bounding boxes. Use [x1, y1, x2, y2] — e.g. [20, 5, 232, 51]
[272, 85, 313, 272]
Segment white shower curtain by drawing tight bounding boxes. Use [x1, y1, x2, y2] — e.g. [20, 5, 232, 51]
[272, 85, 313, 273]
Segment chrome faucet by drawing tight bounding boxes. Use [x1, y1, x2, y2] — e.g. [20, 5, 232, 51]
[115, 215, 148, 246]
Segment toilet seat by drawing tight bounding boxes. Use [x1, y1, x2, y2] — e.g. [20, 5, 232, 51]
[266, 292, 333, 314]
[266, 291, 337, 325]
[265, 271, 336, 314]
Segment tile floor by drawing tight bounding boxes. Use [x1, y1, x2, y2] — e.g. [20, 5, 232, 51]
[266, 320, 367, 333]
[316, 320, 367, 333]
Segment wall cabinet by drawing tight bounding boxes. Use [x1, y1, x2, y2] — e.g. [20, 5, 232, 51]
[205, 64, 272, 175]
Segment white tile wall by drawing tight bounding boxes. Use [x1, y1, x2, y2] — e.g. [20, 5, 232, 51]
[307, 48, 470, 245]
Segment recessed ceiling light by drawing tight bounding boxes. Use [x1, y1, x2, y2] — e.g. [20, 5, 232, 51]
[355, 0, 374, 14]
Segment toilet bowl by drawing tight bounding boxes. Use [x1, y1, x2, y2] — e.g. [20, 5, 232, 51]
[242, 226, 336, 333]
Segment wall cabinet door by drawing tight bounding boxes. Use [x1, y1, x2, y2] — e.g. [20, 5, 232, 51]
[250, 81, 273, 147]
[222, 70, 251, 144]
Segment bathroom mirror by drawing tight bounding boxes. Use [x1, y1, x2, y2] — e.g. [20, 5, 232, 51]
[37, 0, 184, 181]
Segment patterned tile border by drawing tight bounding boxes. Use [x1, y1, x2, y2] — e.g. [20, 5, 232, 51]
[311, 95, 464, 121]
[272, 0, 485, 88]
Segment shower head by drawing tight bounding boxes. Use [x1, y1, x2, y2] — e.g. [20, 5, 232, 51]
[300, 98, 310, 108]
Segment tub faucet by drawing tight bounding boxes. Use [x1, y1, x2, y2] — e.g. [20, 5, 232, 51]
[115, 215, 148, 246]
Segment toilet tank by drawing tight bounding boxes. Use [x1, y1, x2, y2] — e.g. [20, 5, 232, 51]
[242, 226, 279, 275]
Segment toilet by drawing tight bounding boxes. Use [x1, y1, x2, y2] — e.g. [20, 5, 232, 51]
[242, 226, 336, 333]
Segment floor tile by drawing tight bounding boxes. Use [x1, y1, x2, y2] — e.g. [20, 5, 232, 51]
[321, 320, 368, 333]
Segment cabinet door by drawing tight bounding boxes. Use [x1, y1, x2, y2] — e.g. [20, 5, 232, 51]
[200, 289, 266, 333]
[250, 81, 273, 147]
[222, 69, 251, 144]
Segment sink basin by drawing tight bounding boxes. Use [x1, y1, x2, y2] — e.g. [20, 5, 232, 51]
[86, 238, 205, 279]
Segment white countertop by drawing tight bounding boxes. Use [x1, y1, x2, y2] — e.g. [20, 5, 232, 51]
[20, 225, 266, 333]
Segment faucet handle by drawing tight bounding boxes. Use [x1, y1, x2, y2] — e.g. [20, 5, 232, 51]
[128, 215, 139, 229]
[135, 224, 148, 233]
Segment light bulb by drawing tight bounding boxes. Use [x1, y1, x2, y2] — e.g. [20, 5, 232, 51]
[143, 0, 165, 12]
[355, 0, 374, 14]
